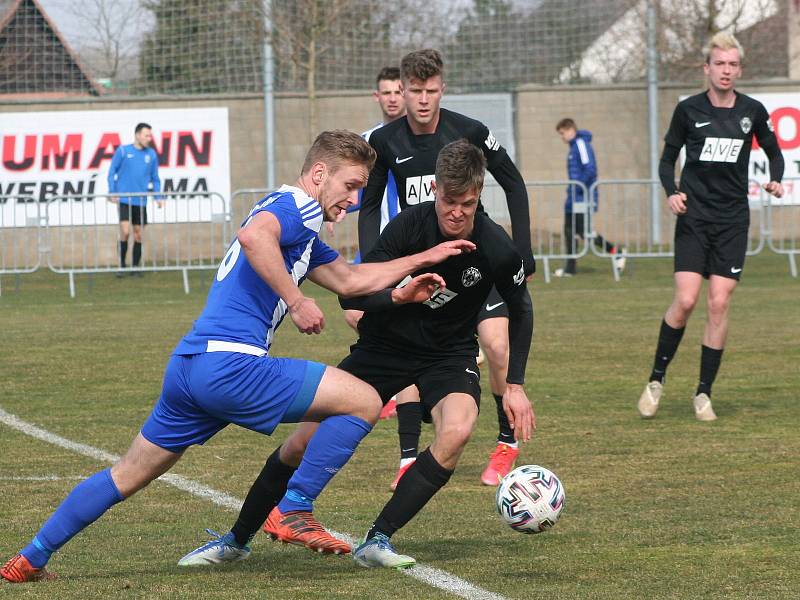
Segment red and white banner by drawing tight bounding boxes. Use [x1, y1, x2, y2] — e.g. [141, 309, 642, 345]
[0, 107, 230, 227]
[749, 93, 800, 204]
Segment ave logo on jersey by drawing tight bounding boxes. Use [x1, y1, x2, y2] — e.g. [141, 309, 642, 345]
[739, 117, 752, 134]
[406, 174, 435, 205]
[700, 137, 744, 163]
[461, 267, 482, 287]
[423, 286, 458, 309]
[513, 262, 525, 286]
[484, 131, 500, 152]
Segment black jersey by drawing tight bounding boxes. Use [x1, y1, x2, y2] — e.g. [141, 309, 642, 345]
[662, 91, 783, 223]
[355, 202, 529, 369]
[359, 108, 535, 274]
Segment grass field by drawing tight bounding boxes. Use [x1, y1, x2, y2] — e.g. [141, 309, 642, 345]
[1, 253, 798, 599]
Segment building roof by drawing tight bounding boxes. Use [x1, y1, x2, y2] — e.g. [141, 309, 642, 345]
[0, 0, 101, 97]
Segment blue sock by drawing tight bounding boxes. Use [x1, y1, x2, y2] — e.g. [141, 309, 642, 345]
[20, 468, 124, 568]
[277, 415, 372, 513]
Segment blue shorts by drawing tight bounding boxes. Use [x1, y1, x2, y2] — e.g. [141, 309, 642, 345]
[141, 352, 325, 452]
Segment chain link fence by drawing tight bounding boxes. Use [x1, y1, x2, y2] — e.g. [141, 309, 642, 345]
[1, 0, 790, 97]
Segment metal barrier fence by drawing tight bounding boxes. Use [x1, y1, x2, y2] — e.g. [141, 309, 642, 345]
[765, 176, 800, 277]
[45, 191, 230, 297]
[481, 180, 593, 284]
[3, 182, 797, 297]
[589, 179, 768, 279]
[0, 195, 42, 295]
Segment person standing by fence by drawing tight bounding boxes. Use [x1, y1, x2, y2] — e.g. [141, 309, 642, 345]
[107, 122, 162, 277]
[554, 118, 625, 277]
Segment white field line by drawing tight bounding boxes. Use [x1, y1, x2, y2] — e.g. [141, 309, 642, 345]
[0, 407, 510, 600]
[0, 476, 86, 481]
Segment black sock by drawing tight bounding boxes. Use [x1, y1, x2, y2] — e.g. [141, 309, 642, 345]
[494, 393, 514, 444]
[230, 446, 296, 546]
[133, 241, 142, 267]
[696, 345, 724, 397]
[397, 402, 422, 460]
[367, 448, 453, 540]
[119, 241, 128, 267]
[649, 319, 685, 383]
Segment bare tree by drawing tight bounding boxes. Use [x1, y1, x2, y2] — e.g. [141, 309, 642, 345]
[59, 0, 147, 89]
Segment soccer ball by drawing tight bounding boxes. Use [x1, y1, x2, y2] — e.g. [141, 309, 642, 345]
[495, 465, 565, 534]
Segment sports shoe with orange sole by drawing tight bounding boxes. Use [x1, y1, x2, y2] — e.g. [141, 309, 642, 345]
[1, 554, 56, 583]
[389, 458, 416, 492]
[480, 443, 519, 486]
[263, 507, 351, 555]
[379, 397, 397, 420]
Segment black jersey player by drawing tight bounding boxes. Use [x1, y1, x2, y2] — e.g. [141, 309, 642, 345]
[360, 49, 536, 487]
[637, 32, 784, 421]
[176, 140, 535, 569]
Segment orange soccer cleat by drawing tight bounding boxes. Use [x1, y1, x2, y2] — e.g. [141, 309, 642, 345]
[263, 507, 351, 555]
[480, 443, 519, 486]
[379, 397, 398, 420]
[389, 459, 416, 492]
[0, 554, 56, 584]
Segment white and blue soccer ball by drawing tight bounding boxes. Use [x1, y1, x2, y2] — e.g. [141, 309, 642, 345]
[495, 465, 565, 534]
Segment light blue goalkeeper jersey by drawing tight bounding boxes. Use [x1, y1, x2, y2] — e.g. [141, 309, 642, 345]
[107, 144, 161, 206]
[174, 185, 338, 356]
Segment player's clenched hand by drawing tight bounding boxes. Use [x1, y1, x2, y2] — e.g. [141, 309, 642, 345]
[391, 273, 446, 304]
[288, 296, 325, 335]
[502, 383, 536, 442]
[667, 192, 687, 215]
[763, 181, 784, 198]
[421, 240, 476, 266]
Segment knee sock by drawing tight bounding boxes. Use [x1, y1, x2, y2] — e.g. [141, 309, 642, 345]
[367, 448, 453, 539]
[494, 393, 516, 446]
[397, 402, 422, 461]
[696, 345, 724, 397]
[231, 446, 296, 546]
[649, 319, 685, 383]
[20, 468, 124, 568]
[277, 415, 372, 513]
[119, 241, 128, 267]
[133, 241, 142, 267]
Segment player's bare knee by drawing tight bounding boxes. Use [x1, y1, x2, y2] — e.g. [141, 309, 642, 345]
[351, 388, 381, 424]
[483, 339, 509, 366]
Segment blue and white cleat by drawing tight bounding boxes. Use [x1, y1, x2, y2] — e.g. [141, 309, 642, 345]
[353, 533, 416, 569]
[177, 529, 251, 566]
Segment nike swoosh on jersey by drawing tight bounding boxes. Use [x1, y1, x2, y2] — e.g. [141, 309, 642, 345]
[465, 368, 478, 376]
[694, 121, 711, 128]
[395, 156, 413, 163]
[485, 302, 505, 311]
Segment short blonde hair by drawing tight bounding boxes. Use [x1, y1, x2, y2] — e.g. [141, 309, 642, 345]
[704, 32, 744, 64]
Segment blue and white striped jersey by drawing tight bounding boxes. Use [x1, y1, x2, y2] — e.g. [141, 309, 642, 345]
[362, 123, 400, 232]
[174, 185, 338, 356]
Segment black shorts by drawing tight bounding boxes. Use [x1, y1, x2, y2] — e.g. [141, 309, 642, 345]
[477, 286, 509, 322]
[337, 346, 481, 422]
[119, 203, 148, 226]
[674, 217, 748, 281]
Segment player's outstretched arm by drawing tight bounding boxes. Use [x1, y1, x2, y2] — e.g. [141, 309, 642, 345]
[238, 211, 325, 335]
[488, 156, 536, 275]
[338, 273, 446, 312]
[308, 239, 474, 298]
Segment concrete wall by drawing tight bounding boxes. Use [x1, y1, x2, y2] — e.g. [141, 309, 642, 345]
[2, 79, 797, 193]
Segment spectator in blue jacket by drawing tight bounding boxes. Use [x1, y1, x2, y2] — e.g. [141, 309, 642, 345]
[555, 118, 625, 277]
[107, 123, 162, 277]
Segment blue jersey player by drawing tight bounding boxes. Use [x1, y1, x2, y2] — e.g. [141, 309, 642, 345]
[107, 122, 162, 276]
[1, 130, 474, 583]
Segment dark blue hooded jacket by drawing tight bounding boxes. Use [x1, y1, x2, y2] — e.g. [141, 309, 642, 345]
[564, 129, 598, 213]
